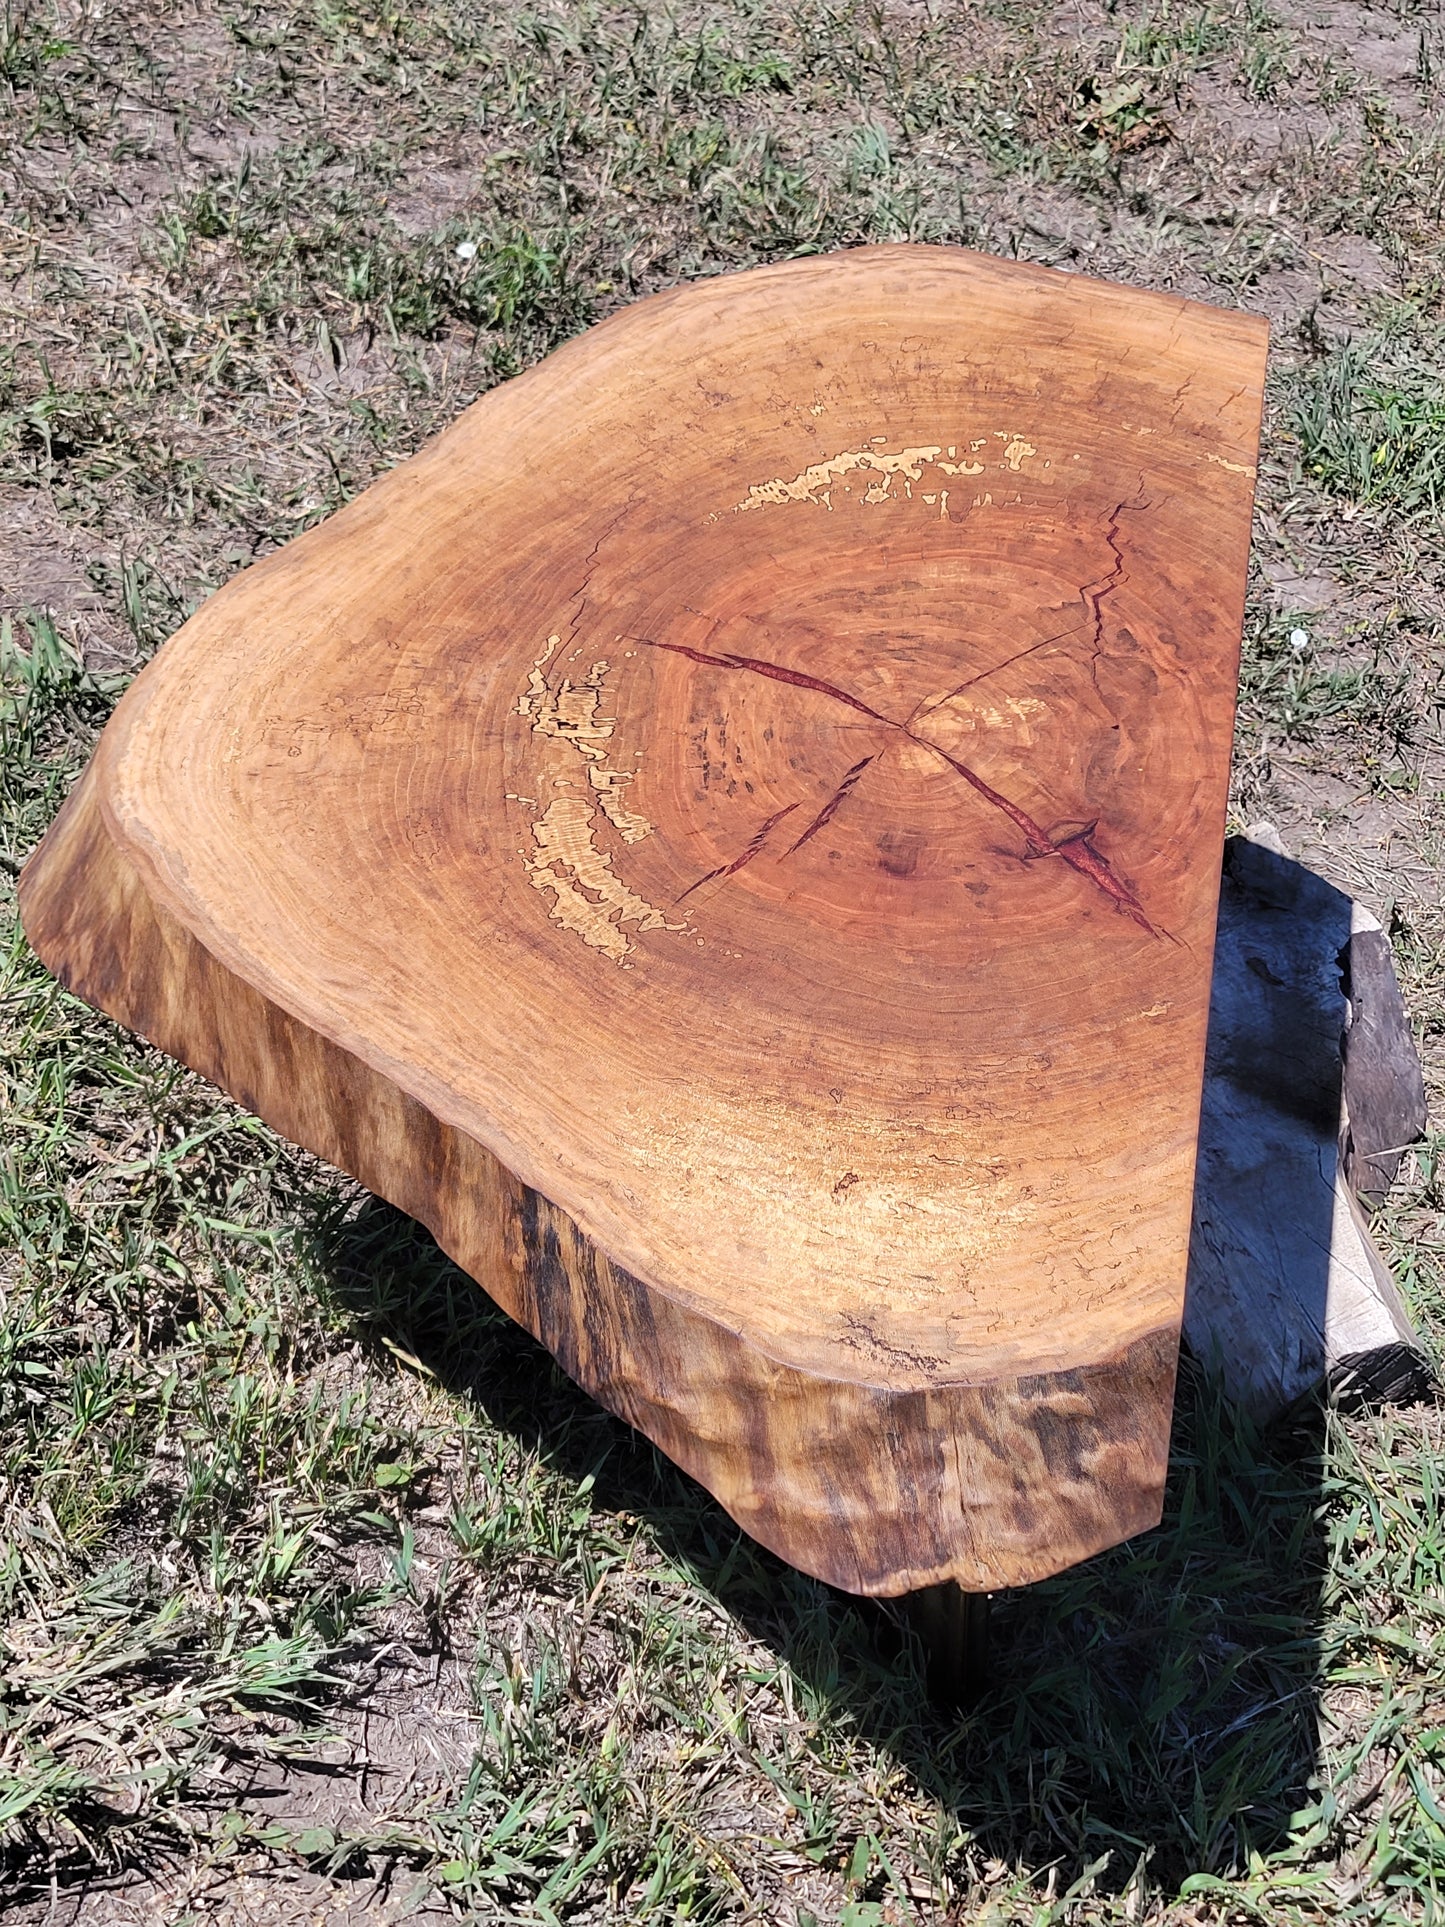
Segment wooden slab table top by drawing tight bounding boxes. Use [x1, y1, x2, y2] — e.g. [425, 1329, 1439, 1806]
[20, 245, 1269, 1614]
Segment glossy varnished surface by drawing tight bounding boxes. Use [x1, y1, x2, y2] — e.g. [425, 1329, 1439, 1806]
[21, 246, 1268, 1592]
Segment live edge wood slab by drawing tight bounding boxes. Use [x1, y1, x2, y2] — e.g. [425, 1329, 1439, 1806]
[20, 245, 1269, 1604]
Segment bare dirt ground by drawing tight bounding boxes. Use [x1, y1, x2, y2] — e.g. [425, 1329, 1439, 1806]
[2, 1, 1443, 1921]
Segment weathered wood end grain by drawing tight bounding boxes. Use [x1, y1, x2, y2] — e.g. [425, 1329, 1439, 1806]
[19, 246, 1268, 1596]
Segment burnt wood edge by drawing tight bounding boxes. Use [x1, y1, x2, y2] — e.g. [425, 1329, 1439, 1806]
[1328, 1344, 1438, 1414]
[17, 765, 1179, 1597]
[1340, 925, 1430, 1210]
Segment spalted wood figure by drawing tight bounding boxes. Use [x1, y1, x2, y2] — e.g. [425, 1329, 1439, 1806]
[20, 248, 1268, 1668]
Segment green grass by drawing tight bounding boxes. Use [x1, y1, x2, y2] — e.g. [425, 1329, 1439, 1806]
[1291, 334, 1445, 517]
[3, 0, 1445, 1919]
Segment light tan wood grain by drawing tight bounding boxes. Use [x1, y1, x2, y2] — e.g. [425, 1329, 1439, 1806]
[20, 245, 1268, 1594]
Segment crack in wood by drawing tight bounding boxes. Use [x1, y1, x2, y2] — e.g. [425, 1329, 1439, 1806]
[782, 753, 881, 858]
[903, 617, 1088, 728]
[629, 631, 1158, 934]
[675, 798, 802, 903]
[1080, 494, 1149, 705]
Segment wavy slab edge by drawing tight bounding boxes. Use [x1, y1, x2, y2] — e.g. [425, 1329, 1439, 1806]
[20, 757, 1177, 1596]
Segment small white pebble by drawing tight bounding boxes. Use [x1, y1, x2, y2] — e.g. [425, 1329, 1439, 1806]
[455, 239, 478, 261]
[1289, 628, 1310, 651]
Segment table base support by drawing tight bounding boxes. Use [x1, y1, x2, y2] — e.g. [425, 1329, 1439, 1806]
[903, 1583, 991, 1708]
